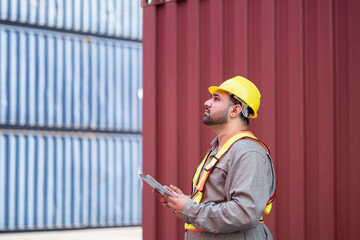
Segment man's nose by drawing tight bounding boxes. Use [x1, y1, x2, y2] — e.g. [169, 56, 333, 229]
[204, 99, 211, 107]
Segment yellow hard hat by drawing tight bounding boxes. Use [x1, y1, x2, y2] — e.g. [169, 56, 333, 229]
[208, 76, 261, 118]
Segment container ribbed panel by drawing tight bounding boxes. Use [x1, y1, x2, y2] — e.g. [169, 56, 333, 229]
[0, 0, 142, 40]
[0, 131, 142, 230]
[0, 26, 142, 132]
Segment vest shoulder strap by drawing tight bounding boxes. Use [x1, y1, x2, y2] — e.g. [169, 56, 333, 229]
[214, 131, 259, 158]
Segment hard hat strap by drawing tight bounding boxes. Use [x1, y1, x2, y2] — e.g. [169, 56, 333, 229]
[230, 94, 250, 119]
[240, 101, 250, 118]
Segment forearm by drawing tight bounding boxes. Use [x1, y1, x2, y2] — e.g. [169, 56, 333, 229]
[182, 197, 266, 233]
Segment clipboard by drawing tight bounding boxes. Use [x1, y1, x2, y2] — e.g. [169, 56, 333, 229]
[139, 174, 178, 198]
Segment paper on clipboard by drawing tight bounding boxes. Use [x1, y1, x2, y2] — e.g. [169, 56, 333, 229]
[139, 174, 178, 198]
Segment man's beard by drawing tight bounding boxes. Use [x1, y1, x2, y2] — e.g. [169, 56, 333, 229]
[202, 107, 229, 126]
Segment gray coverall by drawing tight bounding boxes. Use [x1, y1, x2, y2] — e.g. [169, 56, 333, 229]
[182, 137, 276, 240]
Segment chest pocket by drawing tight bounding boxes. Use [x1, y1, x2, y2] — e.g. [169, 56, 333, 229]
[212, 161, 228, 174]
[205, 161, 228, 202]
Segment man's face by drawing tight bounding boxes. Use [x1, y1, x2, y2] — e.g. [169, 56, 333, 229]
[202, 90, 231, 126]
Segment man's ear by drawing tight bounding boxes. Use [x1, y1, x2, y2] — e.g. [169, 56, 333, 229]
[230, 105, 242, 118]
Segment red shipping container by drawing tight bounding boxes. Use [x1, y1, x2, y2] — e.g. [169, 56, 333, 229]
[142, 0, 360, 239]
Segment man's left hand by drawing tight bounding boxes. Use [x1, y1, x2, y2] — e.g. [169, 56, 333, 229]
[163, 185, 191, 219]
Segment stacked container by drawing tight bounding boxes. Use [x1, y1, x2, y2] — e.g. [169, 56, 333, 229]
[0, 0, 143, 231]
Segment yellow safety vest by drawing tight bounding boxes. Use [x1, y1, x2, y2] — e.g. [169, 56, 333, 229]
[185, 131, 275, 232]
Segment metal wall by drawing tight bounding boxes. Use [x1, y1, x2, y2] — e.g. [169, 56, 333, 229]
[142, 0, 360, 240]
[0, 0, 143, 232]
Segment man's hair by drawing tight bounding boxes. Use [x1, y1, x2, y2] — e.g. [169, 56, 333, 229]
[229, 96, 254, 125]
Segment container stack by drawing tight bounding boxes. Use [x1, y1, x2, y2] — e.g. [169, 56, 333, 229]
[0, 0, 143, 231]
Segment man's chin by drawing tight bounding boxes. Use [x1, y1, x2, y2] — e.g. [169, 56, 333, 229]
[202, 118, 213, 126]
[202, 118, 208, 125]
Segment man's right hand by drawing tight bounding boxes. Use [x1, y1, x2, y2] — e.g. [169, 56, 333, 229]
[152, 188, 168, 207]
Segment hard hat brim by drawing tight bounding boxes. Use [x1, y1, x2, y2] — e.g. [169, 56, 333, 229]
[208, 86, 225, 95]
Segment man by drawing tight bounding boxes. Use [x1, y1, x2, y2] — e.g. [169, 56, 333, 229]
[153, 76, 276, 239]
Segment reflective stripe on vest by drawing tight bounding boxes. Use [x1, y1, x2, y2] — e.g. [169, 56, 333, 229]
[185, 131, 275, 232]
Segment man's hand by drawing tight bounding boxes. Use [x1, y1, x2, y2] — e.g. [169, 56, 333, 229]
[163, 185, 191, 219]
[152, 188, 168, 206]
[152, 185, 191, 219]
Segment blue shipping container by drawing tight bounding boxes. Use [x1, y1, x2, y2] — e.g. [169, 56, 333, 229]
[0, 131, 142, 230]
[0, 0, 142, 40]
[0, 25, 143, 132]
